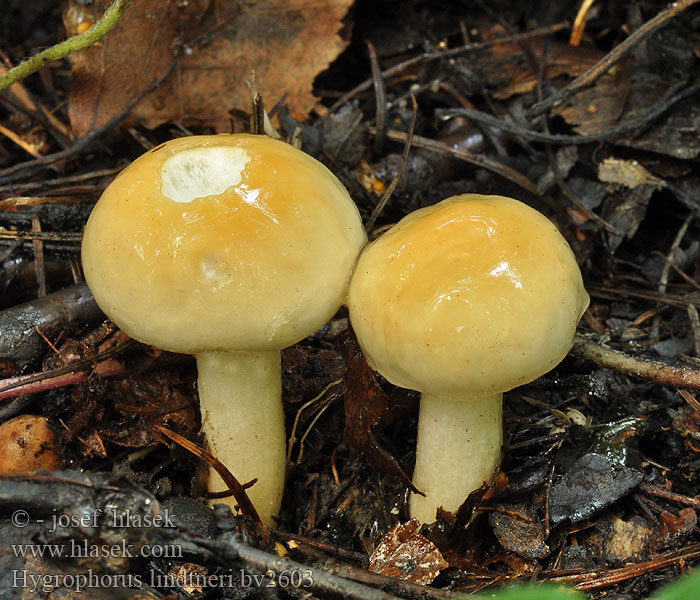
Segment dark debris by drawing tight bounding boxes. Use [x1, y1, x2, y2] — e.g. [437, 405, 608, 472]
[2, 0, 700, 598]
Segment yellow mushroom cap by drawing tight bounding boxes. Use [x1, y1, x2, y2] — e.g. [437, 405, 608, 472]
[82, 134, 366, 354]
[347, 194, 589, 397]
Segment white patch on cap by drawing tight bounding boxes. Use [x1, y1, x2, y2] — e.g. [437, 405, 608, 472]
[160, 146, 250, 204]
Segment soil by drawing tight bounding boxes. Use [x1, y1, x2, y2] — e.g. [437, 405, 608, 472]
[1, 1, 699, 599]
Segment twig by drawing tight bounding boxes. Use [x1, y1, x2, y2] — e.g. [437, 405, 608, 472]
[0, 0, 133, 92]
[31, 215, 47, 297]
[366, 95, 418, 230]
[639, 482, 700, 509]
[0, 340, 132, 401]
[326, 22, 569, 115]
[154, 425, 262, 526]
[658, 214, 693, 295]
[529, 0, 700, 117]
[272, 529, 368, 564]
[0, 395, 34, 421]
[437, 81, 700, 146]
[543, 136, 620, 234]
[591, 285, 695, 311]
[0, 230, 82, 243]
[0, 358, 125, 401]
[688, 306, 700, 356]
[547, 543, 700, 590]
[0, 123, 43, 157]
[295, 393, 340, 465]
[570, 335, 700, 389]
[0, 59, 176, 185]
[0, 167, 121, 195]
[287, 379, 342, 465]
[0, 283, 103, 369]
[653, 251, 700, 293]
[367, 41, 387, 153]
[195, 533, 433, 600]
[372, 127, 541, 197]
[569, 0, 597, 46]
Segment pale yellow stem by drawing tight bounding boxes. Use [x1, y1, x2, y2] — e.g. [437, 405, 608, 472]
[196, 351, 286, 526]
[410, 392, 502, 523]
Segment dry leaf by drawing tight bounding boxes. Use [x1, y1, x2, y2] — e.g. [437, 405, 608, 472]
[598, 157, 665, 189]
[467, 25, 603, 100]
[489, 503, 550, 560]
[66, 0, 353, 137]
[369, 519, 448, 585]
[338, 330, 419, 493]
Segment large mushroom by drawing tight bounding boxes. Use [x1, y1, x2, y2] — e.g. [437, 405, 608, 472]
[82, 134, 366, 525]
[347, 194, 589, 523]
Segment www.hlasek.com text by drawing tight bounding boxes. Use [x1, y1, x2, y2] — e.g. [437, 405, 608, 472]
[12, 538, 182, 560]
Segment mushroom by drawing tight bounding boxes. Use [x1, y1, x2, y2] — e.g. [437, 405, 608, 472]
[347, 194, 589, 523]
[81, 134, 366, 525]
[0, 415, 60, 472]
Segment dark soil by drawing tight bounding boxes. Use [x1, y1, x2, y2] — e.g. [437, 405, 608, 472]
[1, 1, 699, 599]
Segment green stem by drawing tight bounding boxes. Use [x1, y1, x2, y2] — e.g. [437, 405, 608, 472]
[410, 392, 503, 523]
[196, 350, 286, 526]
[0, 0, 132, 92]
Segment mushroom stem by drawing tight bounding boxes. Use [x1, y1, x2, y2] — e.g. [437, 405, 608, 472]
[196, 350, 286, 526]
[410, 392, 503, 523]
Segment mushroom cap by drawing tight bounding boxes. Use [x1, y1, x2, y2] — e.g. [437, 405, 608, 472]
[0, 415, 59, 472]
[347, 194, 589, 397]
[82, 134, 366, 354]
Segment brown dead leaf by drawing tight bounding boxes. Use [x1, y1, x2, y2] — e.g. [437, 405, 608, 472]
[468, 25, 604, 100]
[488, 503, 550, 560]
[66, 0, 353, 137]
[339, 330, 419, 493]
[553, 69, 700, 159]
[369, 519, 448, 585]
[601, 186, 655, 252]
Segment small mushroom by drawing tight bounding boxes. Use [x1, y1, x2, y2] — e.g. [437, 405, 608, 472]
[0, 415, 60, 472]
[347, 194, 589, 523]
[82, 134, 366, 524]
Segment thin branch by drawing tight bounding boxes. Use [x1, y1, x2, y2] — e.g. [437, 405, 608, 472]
[0, 340, 133, 400]
[0, 59, 176, 185]
[529, 0, 700, 117]
[0, 358, 125, 401]
[373, 127, 541, 197]
[366, 95, 418, 230]
[437, 81, 700, 146]
[326, 22, 569, 115]
[154, 425, 262, 526]
[0, 0, 133, 92]
[367, 41, 387, 153]
[0, 230, 82, 243]
[571, 335, 700, 390]
[639, 482, 700, 509]
[548, 543, 700, 590]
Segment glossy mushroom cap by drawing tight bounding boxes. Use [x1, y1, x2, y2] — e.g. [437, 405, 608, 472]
[82, 134, 366, 353]
[347, 194, 589, 397]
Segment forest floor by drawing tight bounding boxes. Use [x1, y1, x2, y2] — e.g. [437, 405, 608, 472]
[1, 1, 699, 598]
